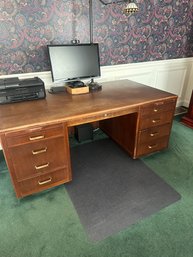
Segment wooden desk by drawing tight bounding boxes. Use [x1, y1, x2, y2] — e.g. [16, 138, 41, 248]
[0, 80, 177, 198]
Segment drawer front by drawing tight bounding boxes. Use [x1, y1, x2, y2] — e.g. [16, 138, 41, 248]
[5, 124, 64, 147]
[138, 124, 171, 144]
[67, 107, 139, 127]
[139, 111, 173, 130]
[18, 169, 70, 197]
[140, 100, 176, 117]
[137, 137, 168, 157]
[9, 136, 68, 181]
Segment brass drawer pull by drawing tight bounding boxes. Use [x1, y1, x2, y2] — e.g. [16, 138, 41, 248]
[32, 147, 47, 155]
[29, 135, 45, 141]
[35, 163, 49, 170]
[150, 132, 159, 137]
[153, 109, 158, 112]
[38, 177, 52, 185]
[148, 144, 158, 149]
[152, 119, 161, 124]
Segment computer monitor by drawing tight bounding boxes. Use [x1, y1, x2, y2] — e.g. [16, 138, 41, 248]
[47, 43, 101, 83]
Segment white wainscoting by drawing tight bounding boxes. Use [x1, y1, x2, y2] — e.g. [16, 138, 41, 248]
[98, 57, 193, 107]
[1, 57, 192, 106]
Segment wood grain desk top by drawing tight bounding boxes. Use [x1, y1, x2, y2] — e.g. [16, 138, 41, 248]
[0, 80, 177, 133]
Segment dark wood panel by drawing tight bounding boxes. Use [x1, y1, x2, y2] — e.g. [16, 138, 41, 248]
[100, 113, 139, 157]
[181, 90, 193, 129]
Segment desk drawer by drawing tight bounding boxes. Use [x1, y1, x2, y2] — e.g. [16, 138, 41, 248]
[18, 168, 70, 197]
[5, 124, 64, 147]
[138, 124, 171, 144]
[67, 107, 139, 127]
[9, 136, 68, 181]
[137, 137, 168, 157]
[140, 100, 176, 117]
[139, 111, 173, 130]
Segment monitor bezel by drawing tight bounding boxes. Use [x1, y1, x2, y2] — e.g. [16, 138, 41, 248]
[47, 43, 101, 83]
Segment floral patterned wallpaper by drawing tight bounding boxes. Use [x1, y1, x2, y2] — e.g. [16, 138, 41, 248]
[0, 0, 193, 75]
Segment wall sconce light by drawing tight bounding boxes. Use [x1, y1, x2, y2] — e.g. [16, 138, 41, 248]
[99, 0, 139, 15]
[123, 2, 139, 14]
[71, 0, 138, 44]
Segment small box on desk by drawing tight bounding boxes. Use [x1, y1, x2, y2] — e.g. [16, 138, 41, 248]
[66, 85, 89, 95]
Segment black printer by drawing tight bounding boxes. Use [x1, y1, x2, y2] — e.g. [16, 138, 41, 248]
[0, 77, 46, 104]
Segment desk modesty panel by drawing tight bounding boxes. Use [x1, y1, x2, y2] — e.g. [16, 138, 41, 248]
[0, 80, 177, 198]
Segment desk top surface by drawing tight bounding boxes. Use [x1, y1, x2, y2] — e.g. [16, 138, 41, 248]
[0, 80, 177, 133]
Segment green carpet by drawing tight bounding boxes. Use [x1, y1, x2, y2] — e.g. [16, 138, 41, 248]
[0, 118, 193, 257]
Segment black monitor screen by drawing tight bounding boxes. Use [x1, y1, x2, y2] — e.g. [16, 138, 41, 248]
[47, 44, 101, 82]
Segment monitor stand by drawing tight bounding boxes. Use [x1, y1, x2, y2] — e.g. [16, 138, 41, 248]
[88, 79, 102, 92]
